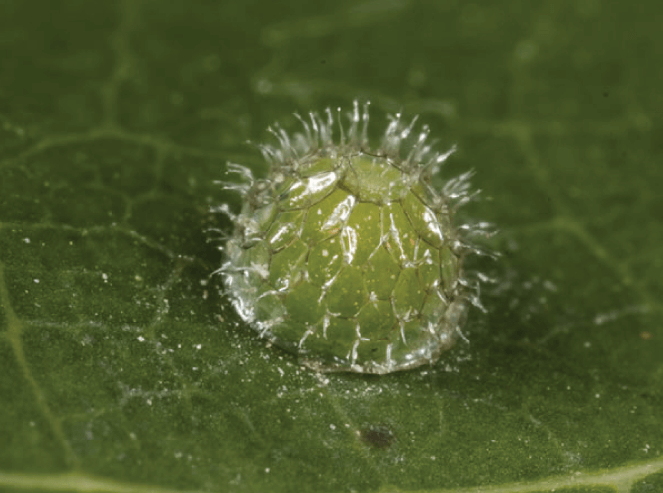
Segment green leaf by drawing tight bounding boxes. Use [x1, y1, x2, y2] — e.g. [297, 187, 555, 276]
[1, 0, 662, 492]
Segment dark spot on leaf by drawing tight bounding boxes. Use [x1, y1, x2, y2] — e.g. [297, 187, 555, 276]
[359, 424, 396, 449]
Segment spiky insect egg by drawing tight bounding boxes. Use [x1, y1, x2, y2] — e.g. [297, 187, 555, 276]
[218, 101, 481, 374]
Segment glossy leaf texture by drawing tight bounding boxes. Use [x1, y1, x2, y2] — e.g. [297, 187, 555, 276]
[1, 1, 662, 492]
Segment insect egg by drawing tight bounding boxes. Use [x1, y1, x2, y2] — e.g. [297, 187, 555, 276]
[217, 101, 483, 374]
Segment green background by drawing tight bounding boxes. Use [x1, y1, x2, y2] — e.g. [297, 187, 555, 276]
[1, 0, 662, 492]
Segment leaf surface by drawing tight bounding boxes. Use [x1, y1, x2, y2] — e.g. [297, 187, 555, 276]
[1, 1, 662, 492]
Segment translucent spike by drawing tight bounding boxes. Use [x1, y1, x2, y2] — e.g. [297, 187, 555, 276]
[468, 292, 487, 313]
[217, 181, 250, 194]
[383, 116, 400, 154]
[417, 125, 430, 145]
[309, 112, 320, 145]
[434, 287, 449, 305]
[435, 144, 457, 164]
[348, 100, 360, 144]
[267, 125, 279, 144]
[453, 189, 481, 209]
[268, 123, 290, 159]
[455, 325, 470, 343]
[415, 144, 432, 165]
[324, 107, 334, 146]
[258, 143, 279, 164]
[361, 101, 370, 147]
[476, 272, 497, 283]
[336, 107, 346, 147]
[406, 123, 429, 163]
[401, 115, 418, 140]
[384, 117, 399, 139]
[212, 203, 237, 221]
[443, 170, 474, 197]
[294, 112, 312, 143]
[205, 227, 231, 241]
[270, 148, 284, 164]
[475, 221, 496, 231]
[226, 162, 255, 183]
[427, 146, 456, 175]
[279, 126, 292, 154]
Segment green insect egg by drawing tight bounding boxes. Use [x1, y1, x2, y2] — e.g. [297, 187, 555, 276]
[218, 101, 484, 374]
